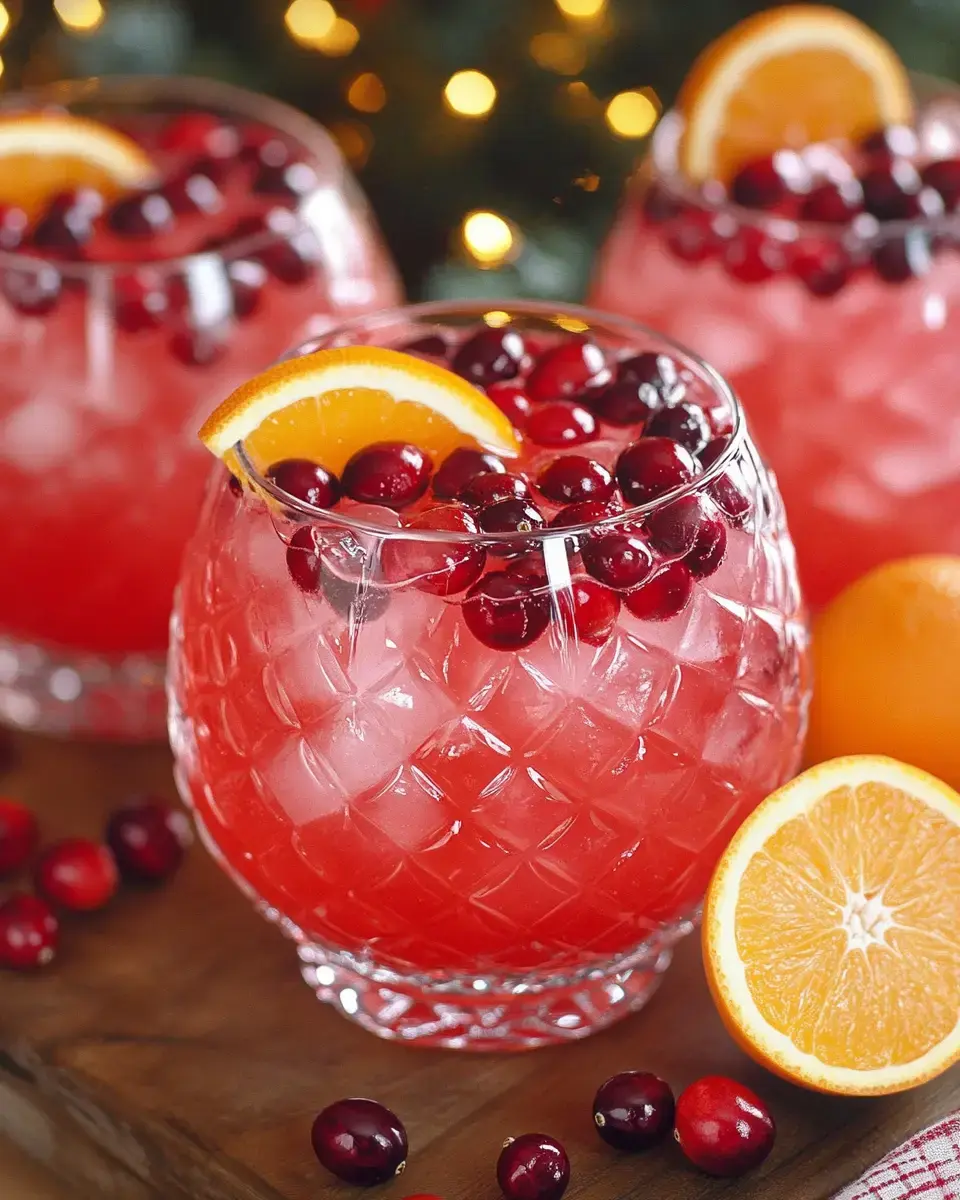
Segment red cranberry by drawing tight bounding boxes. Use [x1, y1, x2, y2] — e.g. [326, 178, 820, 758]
[0, 799, 39, 875]
[488, 382, 533, 429]
[525, 340, 610, 403]
[799, 179, 863, 223]
[254, 159, 320, 203]
[114, 271, 170, 333]
[549, 499, 621, 531]
[722, 226, 787, 283]
[686, 507, 728, 577]
[617, 352, 682, 401]
[537, 456, 613, 504]
[666, 206, 721, 263]
[459, 471, 529, 507]
[644, 402, 710, 455]
[527, 402, 597, 448]
[164, 169, 224, 217]
[433, 447, 506, 500]
[452, 327, 525, 387]
[730, 155, 789, 209]
[170, 329, 228, 368]
[32, 188, 104, 256]
[382, 505, 485, 596]
[0, 203, 28, 250]
[105, 799, 191, 882]
[587, 380, 659, 428]
[228, 473, 244, 498]
[497, 1134, 570, 1200]
[311, 1097, 408, 1186]
[0, 893, 58, 969]
[463, 572, 550, 650]
[581, 529, 654, 590]
[286, 525, 323, 592]
[646, 495, 709, 556]
[593, 1071, 675, 1152]
[35, 838, 118, 912]
[477, 498, 545, 536]
[859, 124, 919, 160]
[791, 238, 852, 297]
[624, 561, 693, 622]
[243, 133, 292, 170]
[227, 258, 268, 319]
[922, 158, 960, 211]
[617, 437, 700, 507]
[401, 333, 448, 358]
[243, 208, 318, 284]
[700, 439, 752, 526]
[873, 231, 932, 283]
[342, 442, 433, 508]
[108, 190, 175, 238]
[674, 1076, 775, 1178]
[159, 113, 239, 159]
[860, 160, 923, 220]
[3, 264, 62, 315]
[568, 578, 620, 646]
[266, 458, 340, 509]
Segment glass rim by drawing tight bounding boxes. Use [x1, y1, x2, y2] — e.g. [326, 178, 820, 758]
[648, 70, 960, 241]
[0, 73, 345, 279]
[234, 299, 749, 546]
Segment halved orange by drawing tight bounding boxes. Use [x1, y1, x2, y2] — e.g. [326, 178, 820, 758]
[0, 112, 157, 217]
[678, 5, 914, 183]
[200, 346, 521, 480]
[704, 755, 960, 1096]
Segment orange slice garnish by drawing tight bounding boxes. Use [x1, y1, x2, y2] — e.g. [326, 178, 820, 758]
[200, 346, 521, 479]
[704, 755, 960, 1096]
[678, 5, 914, 183]
[0, 112, 157, 217]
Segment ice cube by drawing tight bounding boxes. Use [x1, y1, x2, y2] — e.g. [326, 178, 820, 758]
[0, 397, 80, 470]
[253, 736, 347, 825]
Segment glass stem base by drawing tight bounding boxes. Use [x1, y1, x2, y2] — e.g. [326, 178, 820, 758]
[0, 633, 167, 740]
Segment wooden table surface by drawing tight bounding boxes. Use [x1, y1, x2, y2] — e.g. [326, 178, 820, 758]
[0, 727, 957, 1200]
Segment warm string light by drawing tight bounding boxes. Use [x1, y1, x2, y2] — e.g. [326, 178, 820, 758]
[529, 32, 586, 76]
[53, 0, 105, 33]
[483, 310, 512, 328]
[329, 120, 372, 168]
[284, 0, 336, 43]
[605, 89, 660, 138]
[443, 70, 497, 118]
[346, 72, 386, 113]
[316, 18, 359, 56]
[554, 314, 590, 333]
[461, 211, 517, 267]
[554, 0, 607, 18]
[0, 5, 10, 42]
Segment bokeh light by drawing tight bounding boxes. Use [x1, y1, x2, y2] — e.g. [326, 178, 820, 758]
[284, 0, 336, 44]
[444, 70, 497, 118]
[347, 72, 386, 113]
[483, 310, 513, 328]
[462, 211, 517, 267]
[329, 120, 372, 168]
[0, 6, 11, 43]
[555, 0, 606, 18]
[314, 16, 359, 55]
[529, 33, 586, 75]
[605, 89, 660, 138]
[554, 314, 590, 333]
[53, 0, 105, 33]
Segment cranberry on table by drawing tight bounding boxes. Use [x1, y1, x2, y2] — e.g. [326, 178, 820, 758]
[342, 441, 433, 508]
[459, 471, 529, 508]
[35, 838, 118, 912]
[382, 505, 485, 596]
[488, 382, 533, 429]
[0, 799, 39, 875]
[0, 893, 59, 970]
[645, 402, 710, 456]
[311, 1097, 408, 1186]
[624, 561, 693, 622]
[527, 402, 597, 448]
[593, 1070, 675, 1152]
[799, 179, 864, 224]
[266, 458, 340, 509]
[569, 578, 620, 646]
[105, 799, 192, 883]
[108, 190, 176, 238]
[921, 158, 960, 211]
[433, 447, 506, 500]
[452, 327, 526, 387]
[477, 498, 545, 536]
[859, 160, 923, 221]
[581, 529, 654, 591]
[525, 340, 609, 403]
[463, 572, 550, 650]
[587, 379, 660, 428]
[497, 1133, 570, 1200]
[617, 437, 700, 507]
[674, 1075, 775, 1178]
[537, 456, 613, 505]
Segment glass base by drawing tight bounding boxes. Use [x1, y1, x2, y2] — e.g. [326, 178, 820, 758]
[0, 633, 167, 740]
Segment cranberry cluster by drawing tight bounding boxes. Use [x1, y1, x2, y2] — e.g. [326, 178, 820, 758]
[1, 111, 323, 363]
[646, 123, 960, 292]
[265, 328, 751, 651]
[311, 1072, 774, 1193]
[0, 794, 190, 969]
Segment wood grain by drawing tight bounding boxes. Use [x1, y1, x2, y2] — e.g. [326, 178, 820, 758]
[0, 729, 956, 1200]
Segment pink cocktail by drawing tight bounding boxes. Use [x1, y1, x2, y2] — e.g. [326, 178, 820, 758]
[0, 77, 400, 737]
[169, 302, 809, 1049]
[591, 80, 960, 608]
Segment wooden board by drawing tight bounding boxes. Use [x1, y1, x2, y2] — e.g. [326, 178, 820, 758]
[0, 728, 957, 1200]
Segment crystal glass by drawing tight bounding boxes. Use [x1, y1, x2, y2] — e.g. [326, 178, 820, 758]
[168, 301, 809, 1050]
[0, 76, 401, 738]
[590, 77, 960, 609]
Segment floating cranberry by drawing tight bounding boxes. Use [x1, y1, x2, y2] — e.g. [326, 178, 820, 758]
[873, 231, 932, 283]
[160, 113, 239, 160]
[433, 447, 506, 500]
[164, 169, 224, 217]
[463, 572, 550, 650]
[617, 437, 700, 507]
[170, 329, 228, 368]
[617, 351, 683, 403]
[674, 1076, 775, 1178]
[624, 561, 693, 622]
[860, 160, 923, 220]
[242, 132, 292, 170]
[311, 1098, 408, 1186]
[0, 203, 28, 250]
[227, 258, 268, 319]
[0, 799, 38, 875]
[488, 382, 533, 429]
[0, 893, 58, 970]
[645, 495, 708, 557]
[108, 190, 176, 238]
[922, 158, 960, 211]
[587, 380, 659, 428]
[342, 441, 433, 508]
[114, 271, 170, 333]
[286, 525, 323, 593]
[799, 179, 863, 224]
[246, 209, 318, 284]
[452, 327, 525, 387]
[32, 188, 104, 257]
[568, 578, 620, 646]
[723, 226, 787, 283]
[644, 402, 710, 456]
[267, 458, 340, 509]
[581, 529, 654, 591]
[549, 499, 621, 531]
[537, 456, 613, 504]
[382, 505, 485, 596]
[666, 206, 721, 263]
[527, 402, 597, 448]
[700, 439, 752, 526]
[106, 799, 191, 883]
[791, 238, 852, 298]
[686, 507, 728, 578]
[254, 159, 320, 203]
[459, 471, 529, 508]
[593, 1071, 675, 1152]
[730, 155, 789, 209]
[525, 340, 609, 403]
[402, 334, 448, 358]
[859, 124, 919, 160]
[497, 1134, 570, 1200]
[3, 264, 62, 315]
[477, 498, 545, 536]
[35, 838, 118, 912]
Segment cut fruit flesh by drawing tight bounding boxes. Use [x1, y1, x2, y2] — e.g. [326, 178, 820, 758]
[704, 755, 960, 1095]
[678, 5, 914, 183]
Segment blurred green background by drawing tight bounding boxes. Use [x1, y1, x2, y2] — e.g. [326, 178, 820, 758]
[7, 0, 960, 299]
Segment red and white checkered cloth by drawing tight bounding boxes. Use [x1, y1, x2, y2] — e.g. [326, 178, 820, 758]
[833, 1113, 960, 1199]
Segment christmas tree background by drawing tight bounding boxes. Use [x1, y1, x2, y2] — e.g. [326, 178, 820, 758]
[4, 0, 959, 300]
